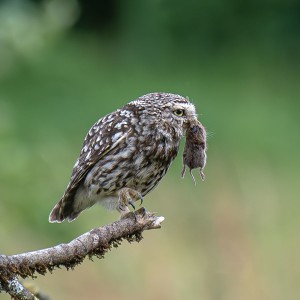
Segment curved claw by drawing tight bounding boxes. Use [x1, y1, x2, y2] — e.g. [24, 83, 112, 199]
[139, 207, 147, 217]
[138, 193, 144, 206]
[128, 199, 136, 210]
[118, 205, 127, 212]
[133, 211, 138, 222]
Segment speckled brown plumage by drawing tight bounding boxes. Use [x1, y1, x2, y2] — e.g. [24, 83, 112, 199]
[49, 92, 205, 223]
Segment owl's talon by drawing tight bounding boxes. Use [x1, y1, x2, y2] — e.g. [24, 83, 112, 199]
[133, 211, 138, 222]
[139, 207, 147, 218]
[118, 187, 143, 217]
[118, 205, 126, 212]
[128, 199, 136, 210]
[138, 193, 144, 206]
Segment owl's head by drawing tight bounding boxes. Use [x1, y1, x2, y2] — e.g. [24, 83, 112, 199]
[132, 92, 197, 128]
[164, 95, 197, 128]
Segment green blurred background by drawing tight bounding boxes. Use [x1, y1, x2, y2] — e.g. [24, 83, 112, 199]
[0, 0, 300, 299]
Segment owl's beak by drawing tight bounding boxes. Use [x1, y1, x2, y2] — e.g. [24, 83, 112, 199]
[185, 113, 198, 125]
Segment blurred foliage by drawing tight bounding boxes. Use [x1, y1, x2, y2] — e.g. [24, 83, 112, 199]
[0, 0, 300, 299]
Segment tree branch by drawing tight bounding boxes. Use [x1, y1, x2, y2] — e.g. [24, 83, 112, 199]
[0, 277, 37, 300]
[0, 208, 164, 299]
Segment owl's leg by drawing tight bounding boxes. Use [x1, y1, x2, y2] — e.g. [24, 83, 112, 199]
[117, 187, 143, 217]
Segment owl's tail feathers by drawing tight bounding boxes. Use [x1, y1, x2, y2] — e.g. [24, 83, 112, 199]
[49, 198, 80, 223]
[49, 200, 65, 223]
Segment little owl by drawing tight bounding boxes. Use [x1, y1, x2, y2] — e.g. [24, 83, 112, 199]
[49, 92, 205, 223]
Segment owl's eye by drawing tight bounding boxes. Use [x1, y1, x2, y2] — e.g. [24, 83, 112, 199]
[173, 109, 185, 117]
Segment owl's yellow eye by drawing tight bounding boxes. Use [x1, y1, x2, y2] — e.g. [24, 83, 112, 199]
[173, 109, 185, 117]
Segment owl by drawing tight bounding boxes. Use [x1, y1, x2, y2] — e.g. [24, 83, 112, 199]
[49, 92, 202, 223]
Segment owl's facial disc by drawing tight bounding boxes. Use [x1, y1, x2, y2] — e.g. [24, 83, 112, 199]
[172, 102, 197, 123]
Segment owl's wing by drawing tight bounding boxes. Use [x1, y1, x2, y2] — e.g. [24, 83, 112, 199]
[63, 111, 132, 200]
[49, 109, 134, 222]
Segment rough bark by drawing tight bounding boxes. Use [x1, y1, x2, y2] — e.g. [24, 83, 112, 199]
[0, 208, 164, 299]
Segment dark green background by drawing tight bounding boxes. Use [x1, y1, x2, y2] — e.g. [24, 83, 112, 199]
[0, 0, 299, 299]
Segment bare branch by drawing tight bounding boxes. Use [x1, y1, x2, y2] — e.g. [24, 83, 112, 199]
[0, 277, 36, 300]
[0, 208, 164, 299]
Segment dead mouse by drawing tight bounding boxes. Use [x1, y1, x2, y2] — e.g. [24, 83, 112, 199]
[181, 119, 207, 184]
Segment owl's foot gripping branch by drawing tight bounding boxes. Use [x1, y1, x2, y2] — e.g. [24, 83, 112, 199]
[0, 208, 164, 300]
[117, 187, 144, 216]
